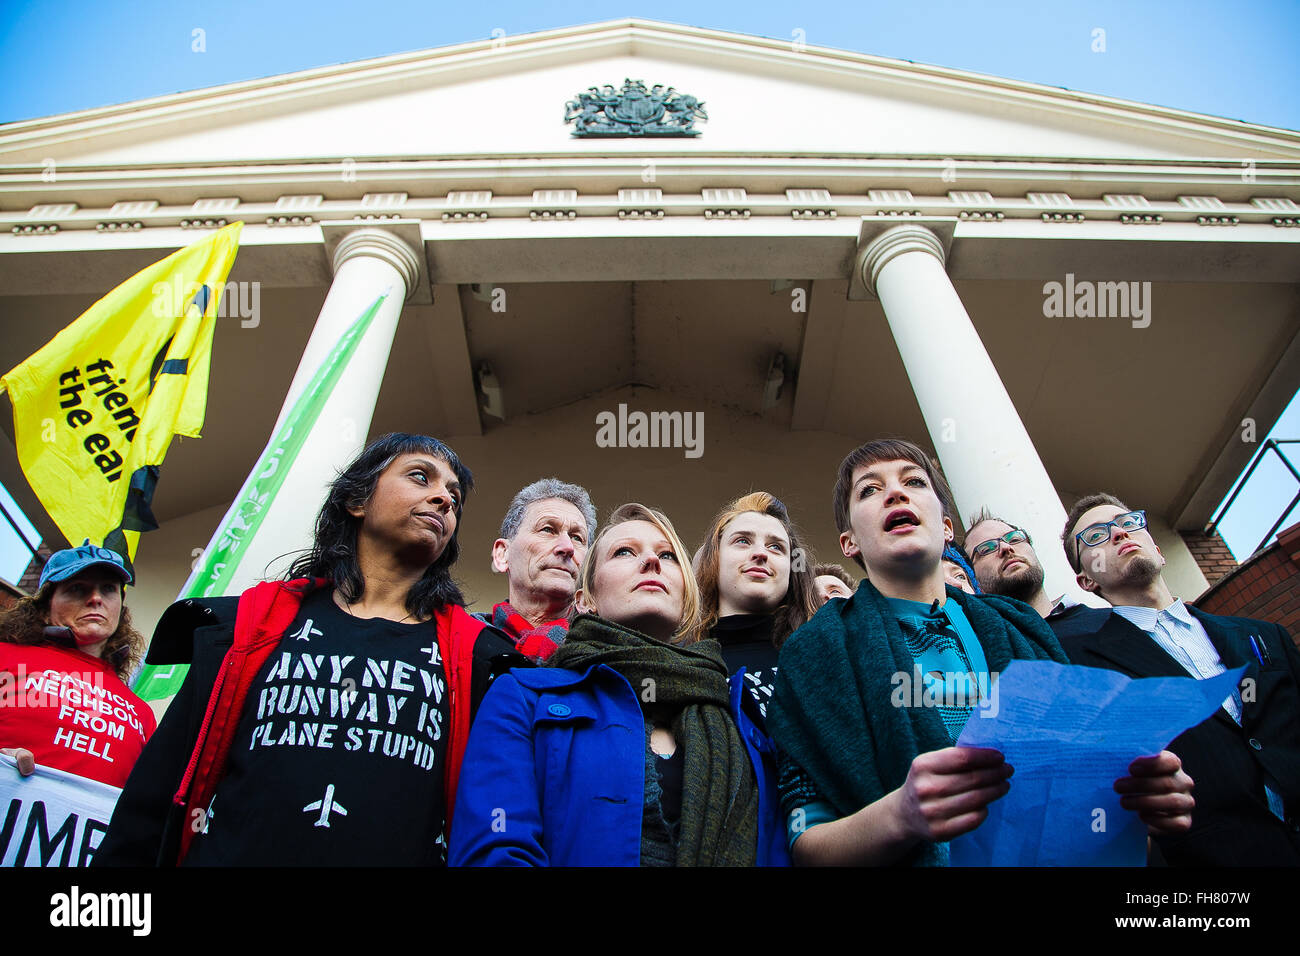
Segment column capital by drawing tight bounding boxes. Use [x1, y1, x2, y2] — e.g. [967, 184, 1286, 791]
[847, 217, 956, 300]
[859, 224, 945, 297]
[330, 227, 422, 297]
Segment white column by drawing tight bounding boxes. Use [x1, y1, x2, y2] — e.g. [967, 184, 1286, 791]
[214, 228, 421, 594]
[859, 224, 1095, 606]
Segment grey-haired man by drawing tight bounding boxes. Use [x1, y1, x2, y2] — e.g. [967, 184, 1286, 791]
[483, 478, 597, 661]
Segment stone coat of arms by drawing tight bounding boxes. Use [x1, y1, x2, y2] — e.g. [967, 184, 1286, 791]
[565, 79, 707, 137]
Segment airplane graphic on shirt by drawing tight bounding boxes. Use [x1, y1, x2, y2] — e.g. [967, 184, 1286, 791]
[303, 784, 347, 827]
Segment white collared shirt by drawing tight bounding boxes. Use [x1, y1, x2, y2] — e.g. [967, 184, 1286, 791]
[1113, 599, 1240, 722]
[1047, 593, 1080, 618]
[1112, 600, 1283, 820]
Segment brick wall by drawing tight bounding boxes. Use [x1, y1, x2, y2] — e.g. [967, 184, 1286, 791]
[1179, 528, 1238, 587]
[1196, 522, 1300, 645]
[0, 542, 44, 611]
[0, 580, 22, 610]
[15, 541, 51, 594]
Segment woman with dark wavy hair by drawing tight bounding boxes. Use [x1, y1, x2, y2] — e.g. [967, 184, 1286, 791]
[284, 432, 472, 618]
[1, 541, 156, 789]
[96, 433, 519, 867]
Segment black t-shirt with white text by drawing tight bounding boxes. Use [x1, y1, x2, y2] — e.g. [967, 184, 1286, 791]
[185, 590, 452, 866]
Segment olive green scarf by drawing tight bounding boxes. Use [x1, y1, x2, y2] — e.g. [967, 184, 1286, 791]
[552, 614, 758, 866]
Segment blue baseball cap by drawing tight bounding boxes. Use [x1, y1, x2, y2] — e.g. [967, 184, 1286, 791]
[38, 539, 133, 591]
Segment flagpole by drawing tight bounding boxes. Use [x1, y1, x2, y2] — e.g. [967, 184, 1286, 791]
[129, 227, 419, 703]
[130, 290, 395, 702]
[0, 222, 242, 565]
[176, 292, 388, 602]
[0, 499, 39, 556]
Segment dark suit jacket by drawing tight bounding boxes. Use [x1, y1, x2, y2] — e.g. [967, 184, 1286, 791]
[1050, 604, 1300, 866]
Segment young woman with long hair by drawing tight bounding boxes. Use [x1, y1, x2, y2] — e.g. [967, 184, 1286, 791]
[693, 491, 819, 726]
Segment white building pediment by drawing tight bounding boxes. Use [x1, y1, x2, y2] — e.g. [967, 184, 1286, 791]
[1, 19, 1297, 630]
[4, 19, 1297, 168]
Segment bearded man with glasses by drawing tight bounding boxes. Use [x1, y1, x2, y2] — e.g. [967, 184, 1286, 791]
[1050, 492, 1300, 866]
[963, 508, 1080, 620]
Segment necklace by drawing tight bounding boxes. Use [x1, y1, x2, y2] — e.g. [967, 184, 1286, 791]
[334, 590, 414, 625]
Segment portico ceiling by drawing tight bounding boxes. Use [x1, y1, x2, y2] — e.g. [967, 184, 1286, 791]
[0, 228, 1295, 551]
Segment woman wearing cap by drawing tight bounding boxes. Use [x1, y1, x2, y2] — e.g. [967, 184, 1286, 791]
[451, 503, 789, 866]
[0, 541, 156, 788]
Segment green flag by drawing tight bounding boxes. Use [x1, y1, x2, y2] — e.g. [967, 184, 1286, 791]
[132, 294, 386, 701]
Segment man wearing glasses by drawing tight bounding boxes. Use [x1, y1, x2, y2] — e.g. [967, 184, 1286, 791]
[963, 509, 1078, 619]
[1051, 492, 1300, 865]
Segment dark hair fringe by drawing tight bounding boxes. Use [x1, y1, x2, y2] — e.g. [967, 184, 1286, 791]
[812, 562, 855, 589]
[831, 438, 959, 570]
[285, 433, 474, 619]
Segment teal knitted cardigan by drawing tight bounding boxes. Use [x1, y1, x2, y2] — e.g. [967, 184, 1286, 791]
[767, 577, 1069, 866]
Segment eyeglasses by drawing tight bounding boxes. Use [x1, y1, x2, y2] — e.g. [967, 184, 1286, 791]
[969, 528, 1031, 559]
[1074, 510, 1147, 549]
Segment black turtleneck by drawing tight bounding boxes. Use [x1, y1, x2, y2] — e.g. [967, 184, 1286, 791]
[711, 614, 780, 729]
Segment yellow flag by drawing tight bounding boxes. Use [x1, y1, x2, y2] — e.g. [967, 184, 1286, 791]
[0, 222, 242, 560]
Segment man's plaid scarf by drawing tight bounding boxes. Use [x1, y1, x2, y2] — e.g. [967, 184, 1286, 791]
[491, 601, 568, 662]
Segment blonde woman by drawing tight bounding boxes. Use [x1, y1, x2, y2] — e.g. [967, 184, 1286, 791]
[450, 503, 789, 866]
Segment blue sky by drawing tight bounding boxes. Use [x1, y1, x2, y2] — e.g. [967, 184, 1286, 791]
[2, 0, 1298, 128]
[0, 0, 1297, 578]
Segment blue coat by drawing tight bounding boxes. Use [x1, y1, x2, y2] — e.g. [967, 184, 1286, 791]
[449, 663, 790, 866]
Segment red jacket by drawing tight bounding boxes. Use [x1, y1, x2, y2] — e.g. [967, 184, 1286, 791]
[171, 578, 489, 863]
[94, 578, 497, 866]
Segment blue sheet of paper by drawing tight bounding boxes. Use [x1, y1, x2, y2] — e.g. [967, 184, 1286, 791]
[949, 659, 1245, 867]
